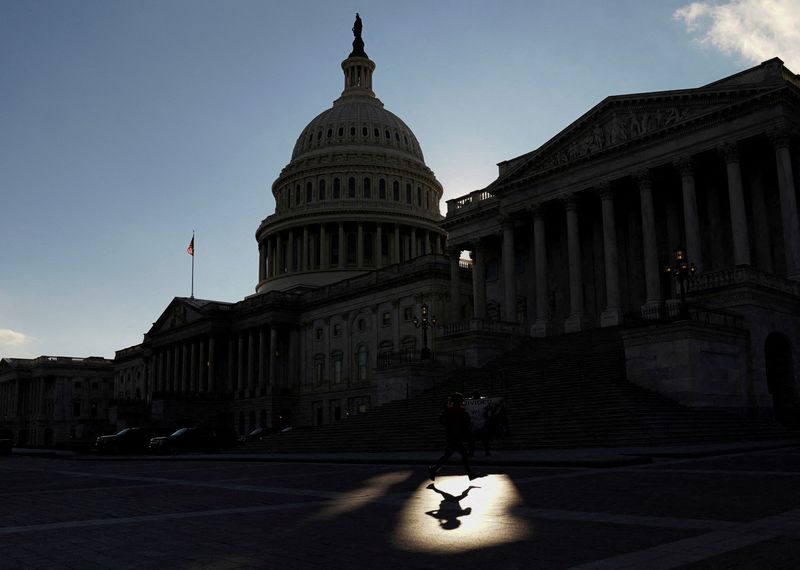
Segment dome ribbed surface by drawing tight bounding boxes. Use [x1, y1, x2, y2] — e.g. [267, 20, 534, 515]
[290, 99, 425, 162]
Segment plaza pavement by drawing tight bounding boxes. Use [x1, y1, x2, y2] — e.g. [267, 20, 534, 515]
[3, 441, 800, 569]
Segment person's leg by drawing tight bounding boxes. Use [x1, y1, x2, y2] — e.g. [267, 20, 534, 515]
[429, 443, 456, 480]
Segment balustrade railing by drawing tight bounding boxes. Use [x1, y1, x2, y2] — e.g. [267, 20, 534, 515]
[446, 189, 497, 215]
[441, 319, 528, 336]
[376, 350, 466, 370]
[689, 266, 800, 296]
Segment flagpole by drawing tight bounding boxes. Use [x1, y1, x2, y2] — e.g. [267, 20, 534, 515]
[191, 230, 195, 299]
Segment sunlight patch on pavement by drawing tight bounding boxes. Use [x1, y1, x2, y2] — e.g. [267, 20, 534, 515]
[392, 474, 533, 553]
[308, 470, 413, 521]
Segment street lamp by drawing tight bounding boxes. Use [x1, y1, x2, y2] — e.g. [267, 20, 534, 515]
[412, 303, 438, 360]
[664, 248, 697, 319]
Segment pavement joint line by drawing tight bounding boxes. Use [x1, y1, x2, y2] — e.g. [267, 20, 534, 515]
[0, 500, 330, 535]
[566, 509, 800, 569]
[0, 483, 167, 497]
[39, 467, 749, 537]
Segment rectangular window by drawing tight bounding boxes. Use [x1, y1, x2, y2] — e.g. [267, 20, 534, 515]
[333, 324, 342, 337]
[315, 328, 323, 340]
[382, 312, 391, 326]
[403, 307, 413, 321]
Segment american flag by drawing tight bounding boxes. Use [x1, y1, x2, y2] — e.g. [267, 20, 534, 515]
[187, 236, 194, 256]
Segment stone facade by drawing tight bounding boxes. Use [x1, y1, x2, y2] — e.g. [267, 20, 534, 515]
[442, 57, 800, 420]
[0, 356, 114, 445]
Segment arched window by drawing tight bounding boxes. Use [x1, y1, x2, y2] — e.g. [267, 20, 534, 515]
[417, 186, 422, 206]
[317, 131, 322, 140]
[306, 181, 313, 203]
[362, 127, 368, 136]
[393, 181, 400, 201]
[357, 345, 369, 381]
[338, 127, 344, 137]
[319, 179, 326, 200]
[327, 128, 332, 138]
[379, 179, 386, 199]
[348, 177, 356, 198]
[333, 177, 341, 199]
[385, 129, 390, 139]
[350, 126, 356, 136]
[295, 186, 302, 206]
[374, 128, 380, 137]
[363, 177, 371, 199]
[405, 184, 412, 204]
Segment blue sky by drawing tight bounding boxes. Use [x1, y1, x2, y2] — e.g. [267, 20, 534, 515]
[2, 0, 798, 359]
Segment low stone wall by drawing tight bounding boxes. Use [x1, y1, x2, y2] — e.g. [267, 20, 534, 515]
[622, 321, 750, 412]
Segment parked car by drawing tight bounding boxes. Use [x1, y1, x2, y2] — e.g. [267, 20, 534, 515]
[95, 427, 154, 454]
[238, 426, 267, 443]
[148, 427, 220, 454]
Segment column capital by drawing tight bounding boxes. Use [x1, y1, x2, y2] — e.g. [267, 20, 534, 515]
[634, 169, 653, 188]
[595, 181, 614, 201]
[718, 141, 741, 163]
[499, 215, 515, 229]
[768, 127, 794, 150]
[673, 155, 695, 177]
[561, 193, 579, 212]
[529, 202, 546, 220]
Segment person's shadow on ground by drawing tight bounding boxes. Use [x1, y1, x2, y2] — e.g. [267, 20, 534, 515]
[424, 483, 481, 530]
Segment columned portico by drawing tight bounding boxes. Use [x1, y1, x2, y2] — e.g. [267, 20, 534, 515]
[637, 170, 663, 314]
[531, 205, 549, 337]
[501, 219, 517, 322]
[720, 142, 751, 266]
[771, 130, 800, 279]
[563, 195, 586, 332]
[471, 241, 487, 320]
[676, 156, 704, 272]
[598, 183, 622, 327]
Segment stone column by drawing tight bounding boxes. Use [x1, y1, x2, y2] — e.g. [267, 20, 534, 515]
[748, 168, 774, 272]
[321, 224, 329, 270]
[424, 232, 431, 255]
[598, 183, 622, 327]
[269, 326, 279, 386]
[170, 346, 177, 392]
[208, 336, 216, 393]
[227, 338, 235, 393]
[357, 222, 364, 267]
[181, 343, 189, 392]
[338, 223, 345, 269]
[563, 195, 586, 332]
[275, 233, 283, 275]
[237, 333, 245, 394]
[189, 341, 197, 392]
[199, 339, 207, 392]
[258, 328, 266, 392]
[720, 142, 751, 266]
[675, 156, 704, 272]
[287, 231, 295, 273]
[471, 241, 487, 320]
[247, 330, 255, 392]
[637, 171, 662, 313]
[302, 227, 309, 271]
[376, 224, 383, 269]
[258, 244, 266, 282]
[393, 224, 401, 263]
[411, 228, 417, 258]
[501, 218, 517, 322]
[532, 205, 549, 337]
[449, 248, 461, 321]
[771, 130, 800, 279]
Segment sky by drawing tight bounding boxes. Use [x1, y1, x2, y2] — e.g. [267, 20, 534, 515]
[2, 0, 799, 359]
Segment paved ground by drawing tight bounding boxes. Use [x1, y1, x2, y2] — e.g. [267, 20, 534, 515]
[2, 445, 800, 569]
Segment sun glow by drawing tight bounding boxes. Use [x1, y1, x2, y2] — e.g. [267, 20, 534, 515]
[392, 475, 533, 554]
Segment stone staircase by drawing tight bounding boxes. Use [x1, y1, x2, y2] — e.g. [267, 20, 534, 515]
[241, 328, 791, 453]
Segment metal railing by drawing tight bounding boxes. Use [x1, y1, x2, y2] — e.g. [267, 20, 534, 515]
[376, 351, 466, 370]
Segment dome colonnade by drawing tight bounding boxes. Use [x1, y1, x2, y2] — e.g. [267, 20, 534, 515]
[255, 20, 445, 293]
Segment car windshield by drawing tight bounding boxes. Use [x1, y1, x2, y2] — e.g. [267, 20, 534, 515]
[115, 428, 131, 436]
[170, 428, 189, 437]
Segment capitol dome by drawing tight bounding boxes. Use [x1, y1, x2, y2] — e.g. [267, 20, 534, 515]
[255, 17, 446, 294]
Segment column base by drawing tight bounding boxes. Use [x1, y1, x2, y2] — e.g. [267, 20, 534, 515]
[600, 307, 623, 328]
[531, 320, 550, 337]
[564, 313, 587, 333]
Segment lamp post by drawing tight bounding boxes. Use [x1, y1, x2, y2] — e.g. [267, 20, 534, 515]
[664, 248, 697, 319]
[412, 302, 438, 360]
